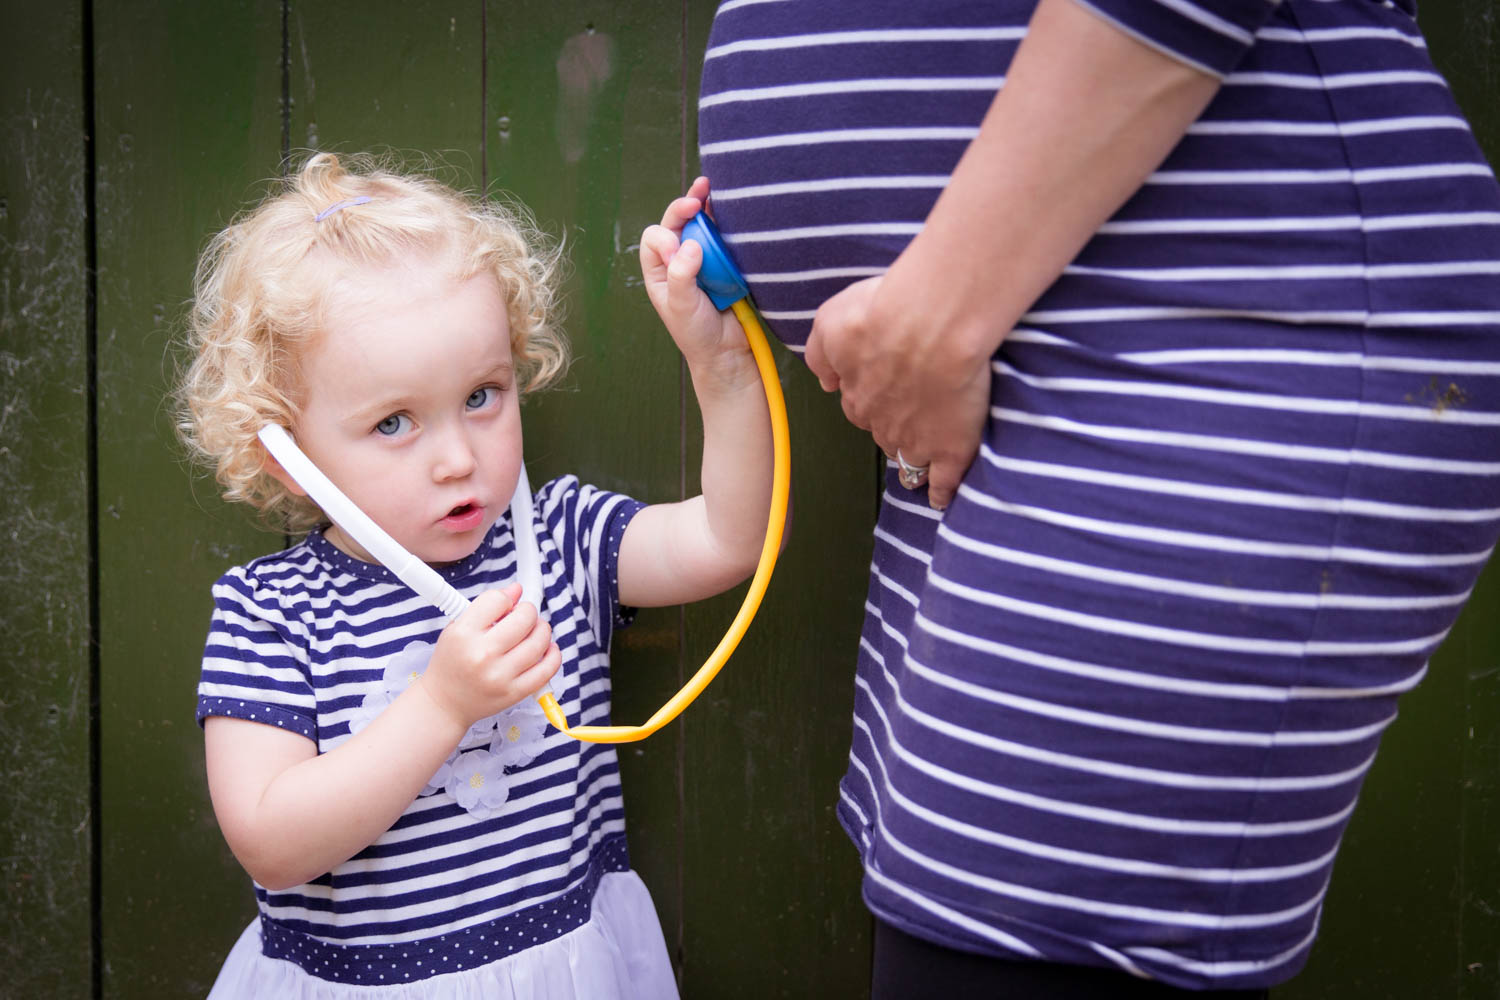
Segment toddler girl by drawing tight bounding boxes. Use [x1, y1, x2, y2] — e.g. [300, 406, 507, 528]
[176, 152, 772, 999]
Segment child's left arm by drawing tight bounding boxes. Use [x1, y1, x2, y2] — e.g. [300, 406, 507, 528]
[619, 177, 775, 608]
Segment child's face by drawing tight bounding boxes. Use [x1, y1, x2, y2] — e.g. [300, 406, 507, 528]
[280, 257, 523, 566]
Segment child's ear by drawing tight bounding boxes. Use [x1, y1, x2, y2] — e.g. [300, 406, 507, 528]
[260, 442, 310, 498]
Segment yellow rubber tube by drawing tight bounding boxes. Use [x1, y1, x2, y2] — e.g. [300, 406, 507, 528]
[535, 297, 789, 743]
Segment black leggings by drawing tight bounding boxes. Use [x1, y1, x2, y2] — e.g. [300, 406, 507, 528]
[871, 920, 1271, 1000]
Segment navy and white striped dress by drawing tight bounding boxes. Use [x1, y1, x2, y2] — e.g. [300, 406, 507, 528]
[700, 0, 1500, 989]
[196, 477, 675, 996]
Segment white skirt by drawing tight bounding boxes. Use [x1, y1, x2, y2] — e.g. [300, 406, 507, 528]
[207, 871, 679, 1000]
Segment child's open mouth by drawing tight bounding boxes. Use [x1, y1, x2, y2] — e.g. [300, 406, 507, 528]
[441, 503, 484, 530]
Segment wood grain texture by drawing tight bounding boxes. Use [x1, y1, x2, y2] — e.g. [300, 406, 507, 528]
[486, 3, 877, 992]
[93, 2, 283, 995]
[674, 4, 875, 993]
[287, 0, 485, 173]
[485, 0, 699, 978]
[0, 3, 93, 997]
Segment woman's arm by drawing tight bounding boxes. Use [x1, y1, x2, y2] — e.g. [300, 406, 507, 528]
[619, 178, 775, 608]
[205, 585, 558, 889]
[805, 0, 1224, 509]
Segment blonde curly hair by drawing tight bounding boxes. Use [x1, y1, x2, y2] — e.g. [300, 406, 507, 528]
[176, 151, 569, 532]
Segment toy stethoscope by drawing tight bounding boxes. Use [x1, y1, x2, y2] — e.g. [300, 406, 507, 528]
[258, 212, 788, 744]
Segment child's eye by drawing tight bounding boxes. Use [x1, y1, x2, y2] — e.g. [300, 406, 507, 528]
[466, 386, 498, 410]
[375, 413, 411, 437]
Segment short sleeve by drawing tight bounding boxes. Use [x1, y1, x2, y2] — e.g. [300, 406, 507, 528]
[1072, 0, 1283, 77]
[533, 476, 647, 653]
[195, 565, 319, 741]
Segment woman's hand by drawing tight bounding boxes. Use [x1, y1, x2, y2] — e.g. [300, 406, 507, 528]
[806, 274, 993, 510]
[803, 0, 1222, 512]
[418, 583, 560, 730]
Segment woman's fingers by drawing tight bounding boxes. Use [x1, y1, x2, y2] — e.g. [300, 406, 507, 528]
[805, 332, 839, 392]
[926, 456, 963, 511]
[808, 265, 991, 511]
[894, 450, 931, 492]
[840, 390, 871, 431]
[808, 277, 879, 392]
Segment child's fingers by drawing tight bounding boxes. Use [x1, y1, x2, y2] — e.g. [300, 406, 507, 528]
[685, 177, 712, 223]
[515, 642, 562, 698]
[666, 238, 705, 313]
[513, 614, 555, 659]
[681, 176, 711, 216]
[667, 236, 702, 279]
[498, 617, 558, 689]
[660, 193, 702, 229]
[482, 599, 539, 653]
[505, 618, 555, 677]
[639, 223, 679, 264]
[639, 225, 686, 289]
[460, 584, 521, 631]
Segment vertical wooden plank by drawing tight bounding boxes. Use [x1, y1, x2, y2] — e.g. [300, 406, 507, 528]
[1446, 571, 1500, 999]
[0, 4, 94, 998]
[1423, 2, 1500, 162]
[287, 0, 484, 171]
[1274, 6, 1500, 997]
[680, 364, 876, 999]
[676, 0, 875, 994]
[93, 2, 283, 995]
[485, 0, 694, 973]
[1419, 25, 1500, 999]
[1279, 626, 1471, 996]
[1277, 587, 1499, 998]
[486, 0, 875, 989]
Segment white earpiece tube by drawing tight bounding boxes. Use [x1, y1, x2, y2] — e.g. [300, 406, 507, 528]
[257, 424, 471, 620]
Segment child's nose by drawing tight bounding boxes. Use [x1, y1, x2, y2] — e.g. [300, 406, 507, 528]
[432, 428, 478, 481]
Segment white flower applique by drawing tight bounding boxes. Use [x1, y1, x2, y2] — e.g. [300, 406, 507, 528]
[421, 756, 455, 798]
[345, 640, 431, 738]
[349, 639, 556, 818]
[347, 687, 392, 736]
[445, 748, 511, 819]
[490, 697, 550, 769]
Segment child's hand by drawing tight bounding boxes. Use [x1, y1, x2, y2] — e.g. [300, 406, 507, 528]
[417, 583, 560, 731]
[639, 177, 754, 388]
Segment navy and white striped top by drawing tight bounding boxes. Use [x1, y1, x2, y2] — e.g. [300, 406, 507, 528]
[196, 476, 643, 985]
[700, 0, 1500, 989]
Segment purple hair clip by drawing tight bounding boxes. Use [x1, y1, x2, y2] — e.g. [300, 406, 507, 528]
[314, 195, 372, 222]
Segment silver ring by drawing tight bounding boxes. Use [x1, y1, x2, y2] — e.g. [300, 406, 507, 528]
[896, 449, 930, 490]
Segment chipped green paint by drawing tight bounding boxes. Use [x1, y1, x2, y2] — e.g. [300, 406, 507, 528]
[0, 5, 92, 998]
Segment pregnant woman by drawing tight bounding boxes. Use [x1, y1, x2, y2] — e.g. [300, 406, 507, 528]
[699, 0, 1500, 994]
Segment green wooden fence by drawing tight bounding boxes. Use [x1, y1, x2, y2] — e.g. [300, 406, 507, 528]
[3, 3, 1496, 997]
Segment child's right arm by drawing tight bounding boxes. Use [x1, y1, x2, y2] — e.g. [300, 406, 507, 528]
[204, 584, 558, 890]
